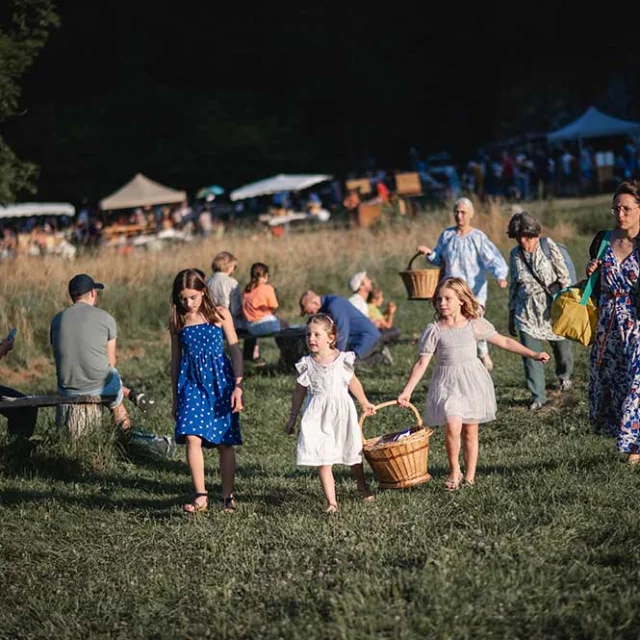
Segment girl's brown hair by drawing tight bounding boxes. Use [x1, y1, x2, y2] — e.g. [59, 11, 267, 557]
[170, 268, 223, 333]
[244, 262, 269, 294]
[433, 277, 480, 320]
[306, 313, 338, 348]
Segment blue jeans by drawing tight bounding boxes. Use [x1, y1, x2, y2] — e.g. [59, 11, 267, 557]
[247, 316, 281, 337]
[59, 367, 124, 409]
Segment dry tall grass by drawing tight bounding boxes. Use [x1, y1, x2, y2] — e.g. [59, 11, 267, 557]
[0, 197, 587, 366]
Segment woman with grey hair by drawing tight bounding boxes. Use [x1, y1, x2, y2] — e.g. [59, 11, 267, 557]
[417, 197, 508, 371]
[507, 210, 573, 410]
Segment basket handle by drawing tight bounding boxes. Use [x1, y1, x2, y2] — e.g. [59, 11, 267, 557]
[406, 251, 424, 271]
[359, 400, 424, 443]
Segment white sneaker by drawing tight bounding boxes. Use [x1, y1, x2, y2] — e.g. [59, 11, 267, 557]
[559, 379, 572, 392]
[381, 345, 394, 366]
[480, 353, 493, 372]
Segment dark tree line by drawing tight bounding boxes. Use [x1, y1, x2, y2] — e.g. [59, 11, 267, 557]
[1, 1, 640, 204]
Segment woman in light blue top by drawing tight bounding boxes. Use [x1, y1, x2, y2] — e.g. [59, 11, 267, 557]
[417, 197, 508, 371]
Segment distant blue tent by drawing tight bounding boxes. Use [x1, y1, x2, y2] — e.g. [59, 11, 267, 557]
[547, 106, 640, 144]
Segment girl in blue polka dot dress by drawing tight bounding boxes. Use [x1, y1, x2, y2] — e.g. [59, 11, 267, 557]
[170, 269, 244, 514]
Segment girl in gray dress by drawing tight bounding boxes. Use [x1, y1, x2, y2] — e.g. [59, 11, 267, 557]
[398, 278, 549, 491]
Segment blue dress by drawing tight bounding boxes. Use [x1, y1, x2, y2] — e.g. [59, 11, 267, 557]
[175, 322, 242, 448]
[589, 244, 640, 454]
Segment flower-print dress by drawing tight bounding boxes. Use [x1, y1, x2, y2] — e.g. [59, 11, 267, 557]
[175, 322, 241, 448]
[294, 351, 362, 466]
[418, 319, 498, 426]
[589, 244, 640, 453]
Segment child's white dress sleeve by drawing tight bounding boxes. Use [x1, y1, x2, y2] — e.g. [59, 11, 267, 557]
[470, 317, 498, 341]
[295, 356, 311, 387]
[342, 351, 356, 384]
[418, 323, 440, 355]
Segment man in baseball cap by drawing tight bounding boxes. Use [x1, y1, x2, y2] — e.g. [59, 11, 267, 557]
[51, 274, 157, 434]
[67, 273, 104, 299]
[347, 270, 372, 316]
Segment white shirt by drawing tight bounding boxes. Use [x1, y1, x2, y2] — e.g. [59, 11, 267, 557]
[348, 294, 369, 316]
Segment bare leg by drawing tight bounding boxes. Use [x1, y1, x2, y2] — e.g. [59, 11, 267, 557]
[628, 453, 640, 466]
[461, 423, 479, 484]
[319, 465, 338, 512]
[444, 417, 464, 490]
[218, 445, 236, 500]
[350, 462, 374, 502]
[185, 435, 208, 510]
[110, 401, 130, 431]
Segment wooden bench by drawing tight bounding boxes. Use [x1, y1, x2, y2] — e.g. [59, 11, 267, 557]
[236, 326, 307, 370]
[0, 394, 116, 440]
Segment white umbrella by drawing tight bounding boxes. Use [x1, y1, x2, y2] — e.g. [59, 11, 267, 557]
[230, 173, 332, 201]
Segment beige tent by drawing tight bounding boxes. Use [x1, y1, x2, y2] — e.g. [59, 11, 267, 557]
[99, 173, 187, 210]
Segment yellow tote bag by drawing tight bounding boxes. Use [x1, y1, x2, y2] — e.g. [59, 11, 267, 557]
[550, 287, 599, 347]
[550, 232, 610, 347]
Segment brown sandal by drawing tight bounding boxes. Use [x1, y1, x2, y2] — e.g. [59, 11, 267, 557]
[444, 473, 464, 492]
[359, 487, 375, 503]
[222, 496, 238, 513]
[184, 492, 208, 514]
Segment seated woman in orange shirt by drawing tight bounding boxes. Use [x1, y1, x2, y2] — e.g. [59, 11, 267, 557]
[242, 262, 287, 337]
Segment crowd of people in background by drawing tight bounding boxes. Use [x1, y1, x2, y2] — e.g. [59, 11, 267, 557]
[2, 136, 640, 263]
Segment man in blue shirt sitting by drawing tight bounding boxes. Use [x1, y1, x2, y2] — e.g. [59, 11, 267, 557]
[298, 290, 392, 366]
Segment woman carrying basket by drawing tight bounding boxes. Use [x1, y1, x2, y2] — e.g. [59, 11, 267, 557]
[397, 278, 549, 491]
[417, 197, 508, 371]
[285, 313, 376, 514]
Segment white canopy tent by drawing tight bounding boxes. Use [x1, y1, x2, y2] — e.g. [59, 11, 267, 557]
[547, 106, 640, 144]
[230, 173, 332, 201]
[99, 173, 186, 211]
[0, 202, 75, 219]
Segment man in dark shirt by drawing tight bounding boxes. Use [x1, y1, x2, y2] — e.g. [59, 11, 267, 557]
[298, 290, 392, 365]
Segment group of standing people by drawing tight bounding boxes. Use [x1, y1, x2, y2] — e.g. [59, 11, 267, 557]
[412, 185, 640, 474]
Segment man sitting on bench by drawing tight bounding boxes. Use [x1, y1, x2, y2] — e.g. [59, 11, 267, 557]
[50, 273, 153, 432]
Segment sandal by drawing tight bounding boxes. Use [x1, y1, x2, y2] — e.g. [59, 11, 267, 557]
[222, 496, 238, 513]
[358, 487, 375, 503]
[444, 473, 464, 492]
[184, 492, 208, 514]
[130, 390, 156, 416]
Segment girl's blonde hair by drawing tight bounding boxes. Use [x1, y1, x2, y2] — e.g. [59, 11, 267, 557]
[170, 268, 223, 333]
[433, 277, 480, 320]
[306, 313, 338, 348]
[245, 262, 269, 294]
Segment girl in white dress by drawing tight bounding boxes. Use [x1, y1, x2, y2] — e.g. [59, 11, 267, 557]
[285, 313, 376, 514]
[397, 277, 550, 491]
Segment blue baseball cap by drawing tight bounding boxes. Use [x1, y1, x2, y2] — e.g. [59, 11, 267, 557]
[68, 273, 104, 298]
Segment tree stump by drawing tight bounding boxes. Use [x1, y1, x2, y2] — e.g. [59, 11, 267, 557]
[55, 403, 105, 440]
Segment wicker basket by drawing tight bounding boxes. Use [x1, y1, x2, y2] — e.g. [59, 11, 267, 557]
[359, 400, 433, 489]
[399, 251, 440, 300]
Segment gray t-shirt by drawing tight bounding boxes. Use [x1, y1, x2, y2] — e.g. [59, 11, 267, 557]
[207, 272, 242, 318]
[50, 302, 117, 392]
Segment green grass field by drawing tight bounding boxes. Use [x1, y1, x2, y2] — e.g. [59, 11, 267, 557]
[2, 197, 640, 639]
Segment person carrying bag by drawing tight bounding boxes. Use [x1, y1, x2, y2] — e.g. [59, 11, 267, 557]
[550, 232, 610, 347]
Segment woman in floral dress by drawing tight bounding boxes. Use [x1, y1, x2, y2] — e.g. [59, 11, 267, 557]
[588, 179, 640, 464]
